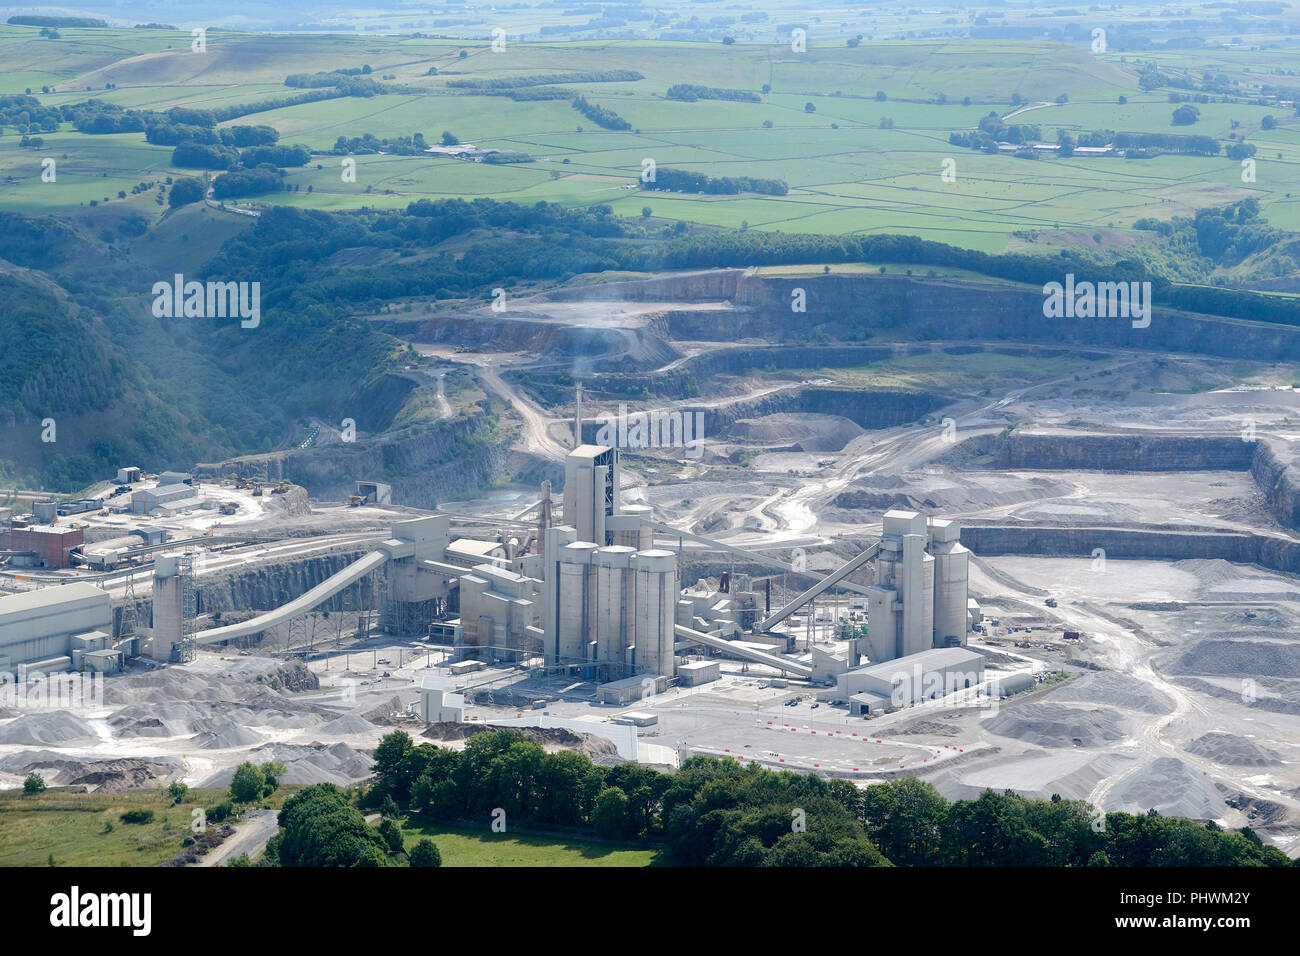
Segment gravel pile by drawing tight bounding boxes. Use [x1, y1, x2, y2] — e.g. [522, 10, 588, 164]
[1111, 756, 1224, 819]
[1186, 732, 1280, 767]
[0, 711, 100, 747]
[197, 742, 372, 787]
[1046, 671, 1174, 715]
[982, 702, 1125, 748]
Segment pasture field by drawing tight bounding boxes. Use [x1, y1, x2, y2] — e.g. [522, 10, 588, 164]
[398, 820, 662, 867]
[0, 23, 1297, 253]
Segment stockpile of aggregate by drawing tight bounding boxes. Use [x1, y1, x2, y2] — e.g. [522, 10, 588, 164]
[1045, 671, 1174, 715]
[0, 750, 181, 791]
[318, 714, 380, 736]
[981, 703, 1125, 748]
[1110, 757, 1225, 820]
[192, 720, 264, 750]
[1186, 732, 1281, 767]
[0, 711, 100, 747]
[197, 742, 373, 787]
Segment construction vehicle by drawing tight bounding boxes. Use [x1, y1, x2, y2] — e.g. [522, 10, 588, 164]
[347, 494, 366, 507]
[1045, 598, 1058, 608]
[219, 502, 238, 515]
[271, 482, 290, 495]
[251, 485, 263, 497]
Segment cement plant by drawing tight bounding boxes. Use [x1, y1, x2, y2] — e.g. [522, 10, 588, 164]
[4, 267, 1300, 864]
[4, 2, 1300, 887]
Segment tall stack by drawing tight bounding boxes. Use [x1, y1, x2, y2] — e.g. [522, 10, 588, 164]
[152, 555, 183, 662]
[563, 445, 619, 545]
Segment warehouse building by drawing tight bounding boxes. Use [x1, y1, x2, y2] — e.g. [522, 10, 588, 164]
[0, 583, 113, 671]
[835, 646, 985, 715]
[132, 483, 197, 515]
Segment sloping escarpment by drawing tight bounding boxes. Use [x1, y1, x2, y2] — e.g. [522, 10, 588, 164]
[200, 407, 510, 507]
[1252, 440, 1300, 531]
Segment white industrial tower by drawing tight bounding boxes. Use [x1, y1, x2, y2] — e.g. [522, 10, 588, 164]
[866, 509, 970, 664]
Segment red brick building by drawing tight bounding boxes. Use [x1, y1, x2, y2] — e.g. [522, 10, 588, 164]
[11, 525, 84, 569]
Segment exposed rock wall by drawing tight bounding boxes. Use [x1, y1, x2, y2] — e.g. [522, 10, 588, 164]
[731, 274, 1300, 361]
[1251, 440, 1300, 531]
[960, 524, 1300, 574]
[195, 550, 373, 614]
[945, 432, 1257, 472]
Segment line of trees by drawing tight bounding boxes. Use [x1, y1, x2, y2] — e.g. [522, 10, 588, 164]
[666, 83, 761, 103]
[447, 70, 642, 90]
[358, 729, 1291, 867]
[644, 167, 788, 195]
[571, 95, 632, 130]
[284, 73, 386, 97]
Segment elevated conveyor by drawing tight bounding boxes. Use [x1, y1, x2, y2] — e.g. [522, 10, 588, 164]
[755, 541, 880, 632]
[674, 624, 813, 678]
[196, 549, 389, 644]
[651, 523, 873, 596]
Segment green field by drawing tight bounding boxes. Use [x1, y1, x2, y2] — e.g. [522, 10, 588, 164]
[400, 820, 663, 867]
[1, 20, 1297, 254]
[0, 786, 283, 867]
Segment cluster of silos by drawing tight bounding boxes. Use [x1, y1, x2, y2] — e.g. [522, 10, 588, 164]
[866, 510, 969, 664]
[541, 525, 677, 681]
[543, 444, 677, 681]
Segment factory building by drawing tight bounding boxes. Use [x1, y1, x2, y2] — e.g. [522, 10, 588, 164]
[677, 659, 720, 686]
[381, 515, 460, 634]
[10, 525, 84, 569]
[866, 510, 970, 664]
[834, 646, 985, 715]
[75, 527, 165, 570]
[418, 673, 465, 722]
[132, 483, 197, 515]
[458, 564, 540, 662]
[0, 583, 113, 671]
